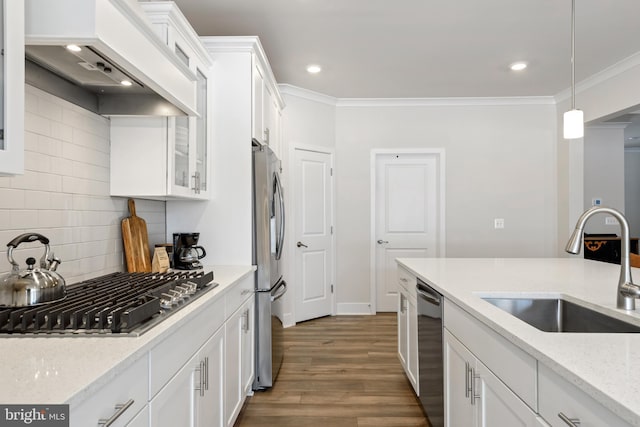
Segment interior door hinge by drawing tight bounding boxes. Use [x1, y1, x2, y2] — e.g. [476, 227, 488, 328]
[330, 167, 333, 176]
[331, 284, 334, 293]
[331, 226, 334, 235]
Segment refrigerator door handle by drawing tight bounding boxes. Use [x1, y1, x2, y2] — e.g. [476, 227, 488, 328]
[270, 280, 287, 302]
[274, 172, 285, 261]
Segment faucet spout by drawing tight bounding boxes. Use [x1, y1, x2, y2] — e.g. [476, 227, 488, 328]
[565, 206, 636, 310]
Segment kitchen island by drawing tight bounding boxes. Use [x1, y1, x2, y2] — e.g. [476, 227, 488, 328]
[398, 257, 640, 427]
[0, 265, 255, 426]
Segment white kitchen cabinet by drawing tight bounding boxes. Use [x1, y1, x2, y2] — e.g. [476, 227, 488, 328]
[252, 57, 283, 157]
[444, 330, 541, 427]
[111, 2, 212, 200]
[225, 296, 255, 427]
[397, 267, 419, 395]
[70, 355, 149, 427]
[0, 0, 24, 175]
[150, 350, 198, 427]
[126, 407, 149, 427]
[538, 363, 630, 427]
[196, 327, 225, 427]
[150, 325, 225, 427]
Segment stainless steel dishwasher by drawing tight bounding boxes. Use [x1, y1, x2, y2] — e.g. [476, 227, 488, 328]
[416, 278, 444, 427]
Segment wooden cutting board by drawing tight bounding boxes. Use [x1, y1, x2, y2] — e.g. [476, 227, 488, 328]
[122, 198, 152, 273]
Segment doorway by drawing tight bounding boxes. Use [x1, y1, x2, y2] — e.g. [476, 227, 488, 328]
[371, 149, 445, 312]
[293, 146, 335, 322]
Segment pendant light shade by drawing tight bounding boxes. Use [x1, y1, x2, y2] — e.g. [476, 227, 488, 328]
[564, 0, 583, 140]
[564, 109, 584, 139]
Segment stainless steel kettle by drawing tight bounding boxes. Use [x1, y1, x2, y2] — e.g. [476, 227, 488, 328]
[0, 233, 66, 307]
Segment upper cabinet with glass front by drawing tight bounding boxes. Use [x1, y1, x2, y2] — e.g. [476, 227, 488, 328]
[110, 1, 211, 200]
[0, 0, 24, 175]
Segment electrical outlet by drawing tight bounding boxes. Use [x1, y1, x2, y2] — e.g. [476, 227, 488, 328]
[494, 218, 505, 229]
[605, 216, 618, 225]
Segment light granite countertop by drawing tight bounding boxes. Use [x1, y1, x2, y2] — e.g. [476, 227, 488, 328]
[0, 265, 255, 407]
[397, 257, 640, 426]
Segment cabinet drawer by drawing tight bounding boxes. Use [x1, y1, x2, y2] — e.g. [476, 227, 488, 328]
[443, 300, 537, 410]
[538, 363, 629, 427]
[225, 274, 254, 316]
[149, 296, 225, 397]
[70, 356, 148, 427]
[397, 266, 416, 299]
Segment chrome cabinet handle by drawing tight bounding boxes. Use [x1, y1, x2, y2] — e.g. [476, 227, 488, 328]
[97, 399, 134, 426]
[204, 357, 209, 391]
[558, 412, 581, 426]
[377, 239, 389, 244]
[195, 361, 205, 397]
[465, 362, 471, 398]
[470, 368, 481, 405]
[296, 241, 308, 248]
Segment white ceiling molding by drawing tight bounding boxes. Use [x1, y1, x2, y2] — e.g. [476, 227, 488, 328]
[554, 50, 640, 104]
[278, 84, 337, 106]
[335, 96, 556, 108]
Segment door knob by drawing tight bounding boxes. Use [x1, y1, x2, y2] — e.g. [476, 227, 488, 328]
[377, 239, 389, 244]
[297, 241, 308, 248]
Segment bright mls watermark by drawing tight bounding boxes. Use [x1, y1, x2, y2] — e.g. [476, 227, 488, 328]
[0, 405, 69, 427]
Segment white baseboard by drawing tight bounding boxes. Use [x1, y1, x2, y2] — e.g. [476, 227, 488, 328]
[282, 312, 295, 328]
[337, 302, 374, 315]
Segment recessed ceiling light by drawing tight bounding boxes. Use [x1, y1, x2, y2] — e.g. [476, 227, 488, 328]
[510, 62, 528, 71]
[120, 80, 133, 87]
[66, 44, 82, 52]
[306, 65, 322, 74]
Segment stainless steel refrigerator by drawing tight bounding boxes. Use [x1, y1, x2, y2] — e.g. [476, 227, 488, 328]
[252, 140, 287, 390]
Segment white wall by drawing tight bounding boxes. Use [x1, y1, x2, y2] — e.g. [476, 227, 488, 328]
[582, 126, 626, 234]
[334, 101, 558, 305]
[0, 85, 165, 283]
[279, 90, 558, 313]
[558, 53, 640, 251]
[625, 149, 640, 237]
[278, 86, 337, 326]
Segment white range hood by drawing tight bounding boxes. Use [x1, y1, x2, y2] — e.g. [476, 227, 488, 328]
[24, 0, 197, 116]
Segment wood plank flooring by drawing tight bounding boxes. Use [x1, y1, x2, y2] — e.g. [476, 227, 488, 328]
[234, 313, 429, 427]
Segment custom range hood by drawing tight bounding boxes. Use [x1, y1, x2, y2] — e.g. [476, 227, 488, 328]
[24, 0, 197, 116]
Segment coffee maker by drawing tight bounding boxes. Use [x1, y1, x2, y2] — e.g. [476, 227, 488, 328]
[173, 233, 207, 270]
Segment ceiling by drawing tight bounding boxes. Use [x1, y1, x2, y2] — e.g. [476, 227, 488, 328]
[170, 0, 640, 99]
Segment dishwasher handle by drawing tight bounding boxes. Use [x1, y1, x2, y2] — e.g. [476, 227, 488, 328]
[416, 281, 442, 306]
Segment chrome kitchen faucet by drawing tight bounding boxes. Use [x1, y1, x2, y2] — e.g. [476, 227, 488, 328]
[566, 206, 640, 310]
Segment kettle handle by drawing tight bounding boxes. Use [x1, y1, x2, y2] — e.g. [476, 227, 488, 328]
[195, 246, 207, 259]
[7, 233, 50, 248]
[6, 233, 51, 271]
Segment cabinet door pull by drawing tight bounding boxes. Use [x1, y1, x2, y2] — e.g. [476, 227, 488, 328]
[97, 399, 134, 426]
[204, 357, 209, 391]
[470, 368, 481, 405]
[558, 412, 581, 426]
[194, 361, 205, 397]
[464, 361, 470, 398]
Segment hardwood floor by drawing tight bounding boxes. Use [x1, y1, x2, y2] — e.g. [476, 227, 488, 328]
[235, 313, 429, 427]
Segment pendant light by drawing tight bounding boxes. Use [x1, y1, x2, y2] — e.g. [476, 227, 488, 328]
[564, 0, 584, 139]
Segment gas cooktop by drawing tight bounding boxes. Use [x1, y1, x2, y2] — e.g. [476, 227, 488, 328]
[0, 270, 216, 336]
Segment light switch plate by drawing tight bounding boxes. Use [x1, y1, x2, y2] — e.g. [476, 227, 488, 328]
[494, 218, 505, 229]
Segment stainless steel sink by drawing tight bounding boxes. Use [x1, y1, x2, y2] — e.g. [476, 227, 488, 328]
[482, 297, 640, 333]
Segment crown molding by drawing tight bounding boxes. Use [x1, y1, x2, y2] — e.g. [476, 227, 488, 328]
[554, 50, 640, 103]
[335, 96, 556, 107]
[278, 84, 338, 106]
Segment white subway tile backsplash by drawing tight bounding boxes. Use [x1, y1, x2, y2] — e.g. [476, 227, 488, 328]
[0, 86, 166, 281]
[0, 189, 25, 209]
[24, 111, 51, 136]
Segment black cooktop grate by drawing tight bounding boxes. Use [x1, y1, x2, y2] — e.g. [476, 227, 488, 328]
[0, 270, 216, 336]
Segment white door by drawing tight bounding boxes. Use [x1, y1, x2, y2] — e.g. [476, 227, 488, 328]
[294, 148, 334, 322]
[374, 151, 442, 312]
